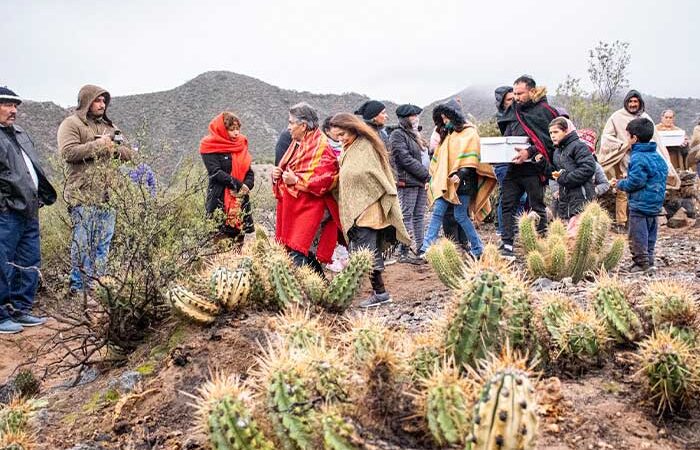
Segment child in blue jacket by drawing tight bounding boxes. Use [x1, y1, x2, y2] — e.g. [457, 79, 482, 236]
[612, 118, 668, 273]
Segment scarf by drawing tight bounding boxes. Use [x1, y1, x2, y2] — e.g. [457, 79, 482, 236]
[427, 125, 497, 222]
[275, 128, 338, 198]
[199, 113, 252, 227]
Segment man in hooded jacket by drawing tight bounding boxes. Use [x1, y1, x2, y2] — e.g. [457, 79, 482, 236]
[598, 90, 680, 230]
[57, 85, 135, 295]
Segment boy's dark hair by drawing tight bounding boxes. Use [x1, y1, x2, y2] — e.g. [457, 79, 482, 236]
[514, 75, 536, 89]
[322, 116, 333, 133]
[626, 118, 654, 143]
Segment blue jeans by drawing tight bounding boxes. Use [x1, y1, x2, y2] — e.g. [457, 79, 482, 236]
[628, 211, 658, 268]
[494, 164, 527, 235]
[421, 195, 483, 256]
[0, 211, 41, 321]
[69, 206, 116, 291]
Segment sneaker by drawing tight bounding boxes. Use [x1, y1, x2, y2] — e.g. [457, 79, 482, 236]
[359, 292, 392, 308]
[398, 254, 424, 265]
[499, 244, 516, 261]
[626, 263, 649, 274]
[0, 319, 24, 334]
[13, 314, 47, 327]
[612, 223, 627, 234]
[644, 266, 657, 275]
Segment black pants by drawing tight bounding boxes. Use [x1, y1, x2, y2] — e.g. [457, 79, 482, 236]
[289, 250, 325, 278]
[501, 174, 547, 245]
[348, 226, 386, 294]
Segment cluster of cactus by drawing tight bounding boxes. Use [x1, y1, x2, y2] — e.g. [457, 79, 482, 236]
[466, 348, 539, 450]
[404, 332, 443, 381]
[643, 280, 699, 346]
[415, 359, 473, 446]
[592, 275, 643, 343]
[209, 261, 252, 311]
[320, 408, 362, 450]
[635, 331, 700, 415]
[0, 397, 44, 450]
[425, 238, 466, 289]
[520, 202, 626, 282]
[188, 372, 275, 450]
[534, 294, 609, 368]
[168, 284, 221, 325]
[273, 306, 329, 351]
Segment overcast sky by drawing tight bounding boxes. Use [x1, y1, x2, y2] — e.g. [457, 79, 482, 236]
[5, 0, 698, 107]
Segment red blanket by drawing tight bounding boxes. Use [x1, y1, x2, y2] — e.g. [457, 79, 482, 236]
[199, 113, 252, 227]
[274, 129, 340, 262]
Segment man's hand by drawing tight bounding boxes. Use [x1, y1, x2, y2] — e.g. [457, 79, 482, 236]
[682, 136, 690, 148]
[512, 146, 529, 164]
[425, 182, 430, 191]
[551, 170, 561, 180]
[282, 169, 299, 186]
[610, 178, 618, 188]
[449, 174, 460, 184]
[272, 167, 283, 182]
[96, 134, 112, 148]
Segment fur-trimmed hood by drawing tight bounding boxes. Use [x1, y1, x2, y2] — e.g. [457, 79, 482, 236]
[531, 86, 548, 103]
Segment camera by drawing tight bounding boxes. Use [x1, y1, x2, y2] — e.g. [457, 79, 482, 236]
[112, 130, 124, 145]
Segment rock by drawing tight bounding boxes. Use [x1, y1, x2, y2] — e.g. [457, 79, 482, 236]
[561, 277, 573, 287]
[531, 277, 563, 291]
[66, 444, 106, 450]
[668, 209, 691, 228]
[59, 367, 100, 388]
[113, 419, 131, 435]
[658, 214, 668, 227]
[108, 371, 142, 393]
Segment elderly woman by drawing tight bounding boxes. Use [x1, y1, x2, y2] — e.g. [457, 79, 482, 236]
[274, 103, 341, 275]
[656, 109, 689, 170]
[419, 99, 496, 259]
[200, 112, 254, 245]
[329, 113, 410, 308]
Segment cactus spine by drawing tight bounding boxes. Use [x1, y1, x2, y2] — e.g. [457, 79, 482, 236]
[168, 284, 219, 324]
[210, 265, 252, 311]
[296, 266, 327, 305]
[592, 275, 642, 343]
[503, 280, 533, 351]
[644, 281, 698, 346]
[445, 270, 505, 368]
[555, 309, 609, 366]
[526, 251, 547, 279]
[323, 249, 374, 312]
[268, 253, 305, 309]
[190, 372, 275, 450]
[320, 409, 361, 450]
[567, 212, 594, 282]
[426, 239, 466, 289]
[600, 237, 625, 272]
[636, 331, 699, 415]
[518, 214, 541, 254]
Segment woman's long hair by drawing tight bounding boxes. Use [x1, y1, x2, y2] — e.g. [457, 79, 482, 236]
[329, 113, 390, 167]
[433, 105, 467, 143]
[398, 116, 428, 149]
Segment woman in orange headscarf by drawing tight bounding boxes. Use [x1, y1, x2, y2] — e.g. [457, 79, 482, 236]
[199, 112, 254, 244]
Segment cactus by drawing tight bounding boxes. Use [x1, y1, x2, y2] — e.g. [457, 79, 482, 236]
[644, 281, 698, 345]
[323, 249, 373, 312]
[0, 431, 36, 450]
[502, 280, 533, 351]
[592, 275, 642, 343]
[466, 349, 538, 450]
[406, 332, 444, 381]
[600, 237, 625, 272]
[256, 344, 315, 450]
[168, 284, 219, 325]
[554, 308, 609, 366]
[547, 242, 567, 280]
[547, 218, 567, 239]
[300, 345, 349, 404]
[296, 266, 327, 305]
[210, 265, 252, 311]
[343, 314, 392, 366]
[268, 253, 305, 309]
[320, 408, 362, 450]
[0, 398, 44, 436]
[189, 372, 275, 450]
[426, 239, 466, 290]
[636, 331, 699, 415]
[525, 251, 547, 279]
[518, 214, 541, 254]
[533, 294, 576, 362]
[567, 211, 595, 282]
[445, 270, 506, 369]
[416, 359, 473, 446]
[12, 370, 39, 399]
[274, 306, 329, 351]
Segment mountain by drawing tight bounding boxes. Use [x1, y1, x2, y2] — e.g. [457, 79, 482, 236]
[14, 71, 700, 173]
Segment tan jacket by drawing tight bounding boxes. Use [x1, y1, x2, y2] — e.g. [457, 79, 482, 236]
[687, 125, 700, 168]
[57, 84, 134, 205]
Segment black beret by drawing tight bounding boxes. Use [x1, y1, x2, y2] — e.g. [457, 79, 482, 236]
[396, 104, 422, 118]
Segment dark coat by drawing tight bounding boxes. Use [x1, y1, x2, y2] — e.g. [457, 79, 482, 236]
[389, 126, 429, 188]
[617, 142, 668, 216]
[553, 132, 596, 219]
[366, 121, 390, 148]
[508, 89, 558, 179]
[0, 124, 56, 217]
[274, 130, 292, 166]
[201, 152, 255, 233]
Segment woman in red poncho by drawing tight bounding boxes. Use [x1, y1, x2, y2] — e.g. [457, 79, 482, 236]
[273, 102, 341, 276]
[200, 112, 254, 245]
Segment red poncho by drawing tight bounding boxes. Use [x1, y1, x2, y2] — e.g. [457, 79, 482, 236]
[199, 113, 252, 228]
[273, 129, 340, 263]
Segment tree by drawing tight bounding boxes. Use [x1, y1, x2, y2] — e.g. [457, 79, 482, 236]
[587, 40, 631, 105]
[555, 76, 611, 133]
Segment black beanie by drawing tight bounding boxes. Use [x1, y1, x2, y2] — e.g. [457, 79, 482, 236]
[354, 100, 386, 121]
[0, 86, 22, 105]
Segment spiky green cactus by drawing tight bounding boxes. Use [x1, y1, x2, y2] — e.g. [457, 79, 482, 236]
[547, 242, 567, 280]
[268, 253, 305, 309]
[0, 431, 36, 450]
[644, 281, 698, 346]
[533, 294, 576, 362]
[547, 218, 567, 238]
[599, 237, 625, 272]
[555, 309, 609, 366]
[419, 361, 472, 446]
[320, 410, 361, 450]
[518, 214, 540, 254]
[410, 345, 442, 381]
[466, 367, 538, 450]
[592, 277, 642, 343]
[191, 373, 275, 450]
[526, 251, 547, 279]
[445, 270, 505, 368]
[568, 212, 595, 282]
[503, 281, 533, 350]
[301, 346, 348, 403]
[0, 398, 44, 435]
[266, 368, 315, 450]
[426, 239, 465, 290]
[296, 266, 327, 305]
[636, 331, 699, 415]
[323, 249, 373, 312]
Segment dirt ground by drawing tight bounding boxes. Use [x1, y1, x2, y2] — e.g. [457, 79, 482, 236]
[1, 224, 699, 450]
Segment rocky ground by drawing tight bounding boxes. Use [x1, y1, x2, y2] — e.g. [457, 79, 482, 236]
[1, 223, 699, 450]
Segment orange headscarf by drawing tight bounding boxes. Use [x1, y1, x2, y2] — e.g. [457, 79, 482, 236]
[199, 113, 252, 227]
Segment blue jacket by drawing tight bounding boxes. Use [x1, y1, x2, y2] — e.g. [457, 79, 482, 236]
[617, 142, 668, 216]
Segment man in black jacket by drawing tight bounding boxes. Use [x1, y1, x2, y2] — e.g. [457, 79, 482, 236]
[0, 87, 57, 334]
[500, 75, 558, 258]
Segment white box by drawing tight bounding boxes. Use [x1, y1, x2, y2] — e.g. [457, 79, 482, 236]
[480, 136, 530, 163]
[658, 130, 685, 147]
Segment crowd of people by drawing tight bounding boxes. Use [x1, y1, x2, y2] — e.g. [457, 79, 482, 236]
[1, 75, 699, 332]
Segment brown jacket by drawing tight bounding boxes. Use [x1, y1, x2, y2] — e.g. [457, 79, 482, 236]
[57, 85, 134, 205]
